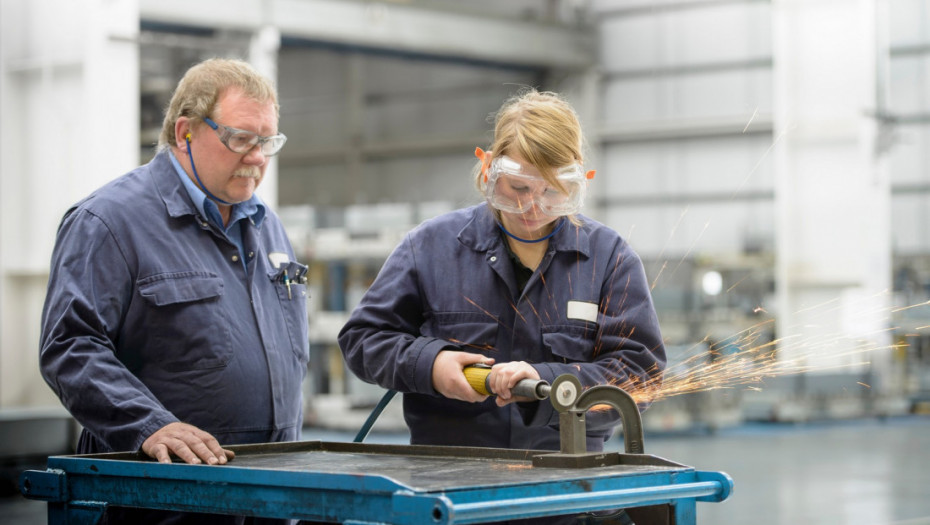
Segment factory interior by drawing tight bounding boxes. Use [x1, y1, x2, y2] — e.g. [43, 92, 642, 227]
[2, 0, 930, 523]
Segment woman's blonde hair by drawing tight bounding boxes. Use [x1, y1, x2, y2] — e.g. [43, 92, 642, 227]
[158, 58, 279, 150]
[474, 88, 588, 221]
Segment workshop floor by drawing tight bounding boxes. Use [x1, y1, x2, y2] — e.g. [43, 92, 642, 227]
[3, 416, 929, 525]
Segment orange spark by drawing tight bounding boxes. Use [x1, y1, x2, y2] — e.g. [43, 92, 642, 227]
[603, 317, 892, 405]
[726, 275, 750, 294]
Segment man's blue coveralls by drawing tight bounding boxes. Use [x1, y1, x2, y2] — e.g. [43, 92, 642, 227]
[39, 149, 308, 454]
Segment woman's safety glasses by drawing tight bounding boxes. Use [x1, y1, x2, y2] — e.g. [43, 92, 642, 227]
[204, 117, 287, 156]
[478, 148, 594, 217]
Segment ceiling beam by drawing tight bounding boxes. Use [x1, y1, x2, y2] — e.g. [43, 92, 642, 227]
[139, 0, 596, 69]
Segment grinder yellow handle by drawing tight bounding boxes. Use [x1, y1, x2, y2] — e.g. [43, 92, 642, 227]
[463, 364, 493, 395]
[463, 364, 551, 400]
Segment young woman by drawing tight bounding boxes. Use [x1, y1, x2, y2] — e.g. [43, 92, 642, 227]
[338, 89, 665, 453]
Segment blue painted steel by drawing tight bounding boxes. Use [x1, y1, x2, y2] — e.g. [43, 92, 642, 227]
[19, 442, 733, 524]
[18, 468, 66, 501]
[48, 501, 107, 525]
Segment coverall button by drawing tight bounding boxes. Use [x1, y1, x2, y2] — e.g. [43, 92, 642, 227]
[231, 255, 239, 262]
[490, 256, 497, 262]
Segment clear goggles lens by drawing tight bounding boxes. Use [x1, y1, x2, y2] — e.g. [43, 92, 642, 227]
[485, 155, 587, 216]
[204, 117, 287, 156]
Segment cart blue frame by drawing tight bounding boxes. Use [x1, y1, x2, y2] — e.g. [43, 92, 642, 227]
[20, 441, 732, 524]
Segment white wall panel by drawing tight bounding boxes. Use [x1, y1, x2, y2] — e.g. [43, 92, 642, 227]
[600, 15, 662, 71]
[602, 69, 771, 125]
[600, 1, 770, 72]
[672, 69, 772, 119]
[887, 1, 930, 255]
[889, 54, 930, 115]
[667, 3, 771, 64]
[602, 135, 775, 197]
[892, 194, 930, 254]
[1, 0, 139, 409]
[600, 142, 667, 197]
[601, 78, 667, 124]
[888, 0, 929, 47]
[603, 200, 773, 258]
[890, 127, 930, 186]
[673, 135, 775, 194]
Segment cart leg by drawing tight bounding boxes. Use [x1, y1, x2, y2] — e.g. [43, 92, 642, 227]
[47, 501, 106, 525]
[670, 500, 697, 525]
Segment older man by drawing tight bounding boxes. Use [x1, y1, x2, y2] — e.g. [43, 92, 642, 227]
[40, 58, 308, 524]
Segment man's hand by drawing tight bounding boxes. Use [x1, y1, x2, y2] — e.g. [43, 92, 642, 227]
[432, 350, 494, 402]
[489, 361, 541, 407]
[141, 422, 235, 465]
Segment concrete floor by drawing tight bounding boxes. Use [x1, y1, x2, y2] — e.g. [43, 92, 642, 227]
[3, 416, 929, 524]
[644, 417, 930, 525]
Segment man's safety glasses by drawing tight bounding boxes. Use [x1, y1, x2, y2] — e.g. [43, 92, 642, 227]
[203, 117, 287, 156]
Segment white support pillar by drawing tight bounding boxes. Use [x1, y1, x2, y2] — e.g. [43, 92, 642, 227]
[249, 25, 281, 209]
[773, 1, 892, 389]
[0, 0, 139, 408]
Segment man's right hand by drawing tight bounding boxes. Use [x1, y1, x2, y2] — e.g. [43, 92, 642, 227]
[141, 421, 235, 465]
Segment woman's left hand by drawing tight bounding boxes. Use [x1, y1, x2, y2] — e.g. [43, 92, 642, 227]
[489, 361, 540, 407]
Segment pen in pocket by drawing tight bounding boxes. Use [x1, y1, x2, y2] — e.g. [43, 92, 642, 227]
[283, 269, 292, 300]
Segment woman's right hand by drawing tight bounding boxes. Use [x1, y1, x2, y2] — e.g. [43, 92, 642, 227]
[432, 350, 495, 402]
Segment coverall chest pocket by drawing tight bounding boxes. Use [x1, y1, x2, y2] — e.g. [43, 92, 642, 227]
[428, 312, 499, 355]
[542, 323, 598, 363]
[267, 268, 310, 364]
[137, 272, 232, 371]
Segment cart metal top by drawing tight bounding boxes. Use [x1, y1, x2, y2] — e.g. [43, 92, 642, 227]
[54, 440, 690, 492]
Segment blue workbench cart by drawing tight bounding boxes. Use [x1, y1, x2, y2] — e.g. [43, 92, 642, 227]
[20, 440, 731, 524]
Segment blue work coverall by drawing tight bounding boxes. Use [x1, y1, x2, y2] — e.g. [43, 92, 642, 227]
[39, 149, 309, 457]
[339, 203, 665, 452]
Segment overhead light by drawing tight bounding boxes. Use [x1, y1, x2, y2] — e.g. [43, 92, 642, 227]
[702, 271, 723, 296]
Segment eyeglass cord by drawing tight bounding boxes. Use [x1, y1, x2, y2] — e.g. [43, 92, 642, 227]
[186, 136, 234, 206]
[497, 217, 566, 244]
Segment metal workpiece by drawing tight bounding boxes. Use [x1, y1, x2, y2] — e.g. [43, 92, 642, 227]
[534, 374, 645, 468]
[20, 440, 733, 525]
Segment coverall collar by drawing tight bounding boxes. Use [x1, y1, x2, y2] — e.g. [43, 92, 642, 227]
[458, 203, 592, 259]
[151, 149, 266, 228]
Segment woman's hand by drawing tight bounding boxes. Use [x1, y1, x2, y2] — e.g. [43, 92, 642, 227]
[489, 361, 541, 407]
[432, 350, 495, 402]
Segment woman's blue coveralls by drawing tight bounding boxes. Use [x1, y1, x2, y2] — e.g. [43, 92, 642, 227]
[339, 203, 665, 452]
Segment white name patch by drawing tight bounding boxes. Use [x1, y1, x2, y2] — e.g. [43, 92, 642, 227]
[268, 252, 290, 269]
[567, 301, 599, 323]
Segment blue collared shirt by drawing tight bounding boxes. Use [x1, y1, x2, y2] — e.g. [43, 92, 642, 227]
[169, 151, 266, 272]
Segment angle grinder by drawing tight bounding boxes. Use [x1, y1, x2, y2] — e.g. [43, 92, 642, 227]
[463, 363, 551, 400]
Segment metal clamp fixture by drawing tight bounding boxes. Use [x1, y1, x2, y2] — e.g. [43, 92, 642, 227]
[534, 374, 645, 468]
